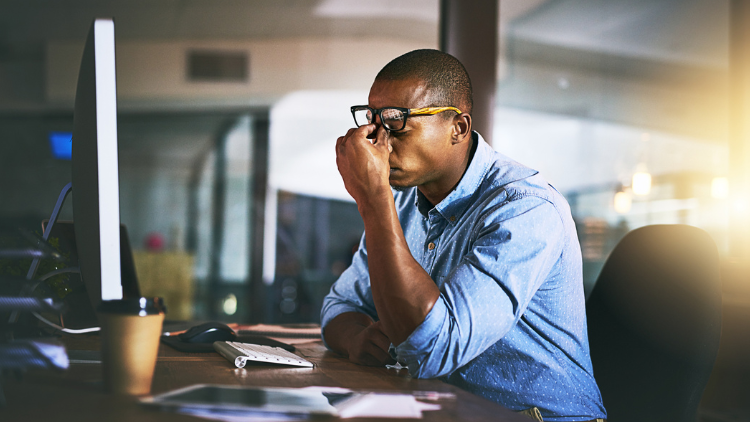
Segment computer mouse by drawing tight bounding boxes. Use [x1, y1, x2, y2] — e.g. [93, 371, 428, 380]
[178, 322, 237, 343]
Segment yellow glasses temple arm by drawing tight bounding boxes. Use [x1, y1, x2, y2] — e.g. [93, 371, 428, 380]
[409, 106, 462, 115]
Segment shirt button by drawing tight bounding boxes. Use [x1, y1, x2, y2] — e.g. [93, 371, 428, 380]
[450, 216, 456, 222]
[428, 242, 436, 250]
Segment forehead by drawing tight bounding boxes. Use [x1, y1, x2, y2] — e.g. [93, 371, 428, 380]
[368, 78, 431, 109]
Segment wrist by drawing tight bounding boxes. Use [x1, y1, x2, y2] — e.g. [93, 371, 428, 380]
[356, 188, 394, 220]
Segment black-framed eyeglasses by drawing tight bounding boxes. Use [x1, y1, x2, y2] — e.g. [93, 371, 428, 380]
[350, 105, 462, 132]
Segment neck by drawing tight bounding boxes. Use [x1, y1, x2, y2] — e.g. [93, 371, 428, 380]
[418, 134, 475, 206]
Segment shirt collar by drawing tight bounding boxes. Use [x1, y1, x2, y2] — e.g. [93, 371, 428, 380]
[415, 131, 538, 225]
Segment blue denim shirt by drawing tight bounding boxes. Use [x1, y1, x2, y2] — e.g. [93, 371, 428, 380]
[321, 133, 606, 421]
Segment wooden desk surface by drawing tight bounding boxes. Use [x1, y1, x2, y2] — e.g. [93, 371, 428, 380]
[1, 334, 528, 422]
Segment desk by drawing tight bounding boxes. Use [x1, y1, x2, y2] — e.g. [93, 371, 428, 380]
[1, 334, 528, 422]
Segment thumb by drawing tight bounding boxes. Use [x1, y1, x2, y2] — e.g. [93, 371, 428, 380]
[361, 123, 378, 141]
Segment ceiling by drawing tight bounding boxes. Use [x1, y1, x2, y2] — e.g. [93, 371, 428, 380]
[509, 0, 728, 68]
[1, 0, 727, 64]
[0, 0, 733, 158]
[0, 0, 442, 60]
[499, 0, 730, 142]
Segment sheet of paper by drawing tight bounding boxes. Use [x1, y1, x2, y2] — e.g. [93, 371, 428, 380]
[336, 393, 440, 419]
[237, 324, 321, 338]
[302, 386, 441, 419]
[266, 336, 320, 345]
[177, 408, 306, 422]
[171, 386, 440, 421]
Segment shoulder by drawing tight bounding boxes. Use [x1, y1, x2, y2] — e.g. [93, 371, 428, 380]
[468, 135, 559, 206]
[476, 151, 570, 229]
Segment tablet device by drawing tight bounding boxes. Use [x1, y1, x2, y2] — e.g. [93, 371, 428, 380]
[141, 384, 340, 417]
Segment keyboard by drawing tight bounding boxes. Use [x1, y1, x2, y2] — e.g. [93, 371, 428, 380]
[214, 341, 313, 368]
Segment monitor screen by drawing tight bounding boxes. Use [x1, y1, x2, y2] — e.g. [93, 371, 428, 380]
[71, 18, 123, 307]
[48, 132, 73, 160]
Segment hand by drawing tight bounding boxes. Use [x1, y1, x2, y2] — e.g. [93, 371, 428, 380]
[335, 124, 393, 204]
[346, 320, 396, 367]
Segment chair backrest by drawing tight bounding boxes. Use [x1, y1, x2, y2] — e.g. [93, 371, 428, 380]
[586, 224, 722, 422]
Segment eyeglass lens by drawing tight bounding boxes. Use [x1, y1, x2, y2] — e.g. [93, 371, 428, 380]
[353, 107, 405, 131]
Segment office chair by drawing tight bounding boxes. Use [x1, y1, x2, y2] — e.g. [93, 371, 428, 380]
[586, 224, 722, 422]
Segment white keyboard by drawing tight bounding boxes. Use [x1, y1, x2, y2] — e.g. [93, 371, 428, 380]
[213, 341, 313, 368]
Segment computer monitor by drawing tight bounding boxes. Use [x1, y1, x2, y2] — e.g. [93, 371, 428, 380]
[71, 18, 123, 309]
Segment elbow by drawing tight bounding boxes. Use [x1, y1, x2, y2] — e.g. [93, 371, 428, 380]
[402, 342, 462, 379]
[396, 298, 462, 379]
[406, 354, 455, 379]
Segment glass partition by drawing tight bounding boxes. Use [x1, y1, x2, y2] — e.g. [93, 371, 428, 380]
[498, 0, 730, 292]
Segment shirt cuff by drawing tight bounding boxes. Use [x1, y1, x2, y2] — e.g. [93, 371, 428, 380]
[394, 296, 448, 377]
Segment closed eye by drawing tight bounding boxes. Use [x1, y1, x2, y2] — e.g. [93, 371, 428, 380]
[388, 128, 410, 138]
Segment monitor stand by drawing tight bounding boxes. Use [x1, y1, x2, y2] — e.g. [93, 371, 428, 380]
[6, 183, 72, 327]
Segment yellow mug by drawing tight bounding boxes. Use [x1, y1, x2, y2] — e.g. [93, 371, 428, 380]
[97, 297, 166, 395]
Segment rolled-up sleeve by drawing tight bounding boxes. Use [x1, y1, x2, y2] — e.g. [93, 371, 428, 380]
[320, 234, 378, 346]
[395, 196, 565, 379]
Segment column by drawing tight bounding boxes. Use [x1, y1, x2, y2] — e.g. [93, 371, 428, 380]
[440, 0, 499, 145]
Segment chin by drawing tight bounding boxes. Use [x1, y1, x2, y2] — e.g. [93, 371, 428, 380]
[389, 178, 415, 192]
[389, 170, 417, 191]
[388, 171, 413, 192]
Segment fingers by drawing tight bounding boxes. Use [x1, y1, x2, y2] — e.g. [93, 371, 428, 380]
[360, 123, 378, 140]
[357, 341, 394, 366]
[346, 127, 361, 138]
[336, 126, 363, 155]
[336, 135, 345, 153]
[347, 322, 396, 366]
[358, 125, 378, 145]
[368, 321, 392, 352]
[369, 124, 387, 148]
[336, 124, 386, 162]
[362, 323, 396, 365]
[373, 126, 393, 153]
[340, 125, 377, 145]
[351, 344, 394, 366]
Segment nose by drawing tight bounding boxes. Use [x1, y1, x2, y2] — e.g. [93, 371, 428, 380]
[372, 111, 384, 127]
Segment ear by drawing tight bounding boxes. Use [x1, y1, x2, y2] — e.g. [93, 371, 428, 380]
[451, 113, 472, 145]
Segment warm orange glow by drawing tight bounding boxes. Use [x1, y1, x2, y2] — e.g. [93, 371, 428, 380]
[733, 197, 749, 213]
[711, 177, 729, 199]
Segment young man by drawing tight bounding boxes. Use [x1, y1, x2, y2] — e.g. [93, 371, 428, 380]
[321, 49, 606, 421]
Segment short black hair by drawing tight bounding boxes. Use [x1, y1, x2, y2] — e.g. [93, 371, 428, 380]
[375, 49, 473, 116]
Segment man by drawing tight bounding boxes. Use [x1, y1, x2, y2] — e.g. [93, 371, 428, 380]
[321, 49, 606, 421]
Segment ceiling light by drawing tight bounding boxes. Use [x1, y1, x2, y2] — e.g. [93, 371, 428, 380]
[632, 172, 651, 196]
[614, 190, 632, 214]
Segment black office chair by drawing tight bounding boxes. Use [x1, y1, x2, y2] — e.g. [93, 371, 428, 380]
[586, 224, 722, 422]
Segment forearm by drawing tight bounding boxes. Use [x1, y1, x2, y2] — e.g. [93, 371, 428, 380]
[359, 194, 440, 345]
[323, 312, 374, 356]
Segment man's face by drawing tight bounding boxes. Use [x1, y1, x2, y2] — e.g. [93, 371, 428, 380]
[368, 78, 458, 191]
